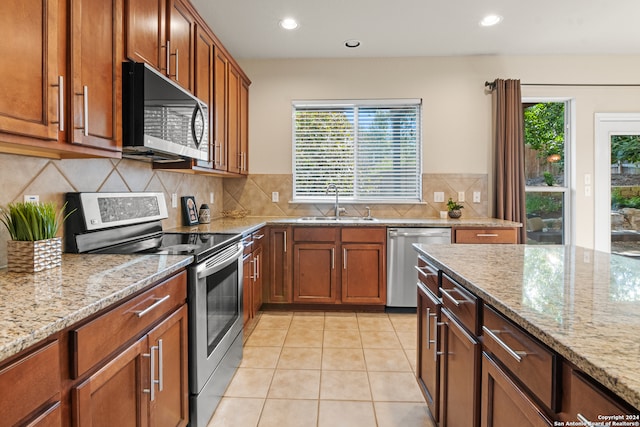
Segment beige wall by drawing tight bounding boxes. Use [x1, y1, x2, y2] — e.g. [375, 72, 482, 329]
[240, 54, 640, 248]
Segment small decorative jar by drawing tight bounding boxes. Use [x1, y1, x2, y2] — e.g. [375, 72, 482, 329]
[198, 204, 211, 224]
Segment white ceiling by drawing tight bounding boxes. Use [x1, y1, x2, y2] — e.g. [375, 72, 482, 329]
[190, 0, 640, 59]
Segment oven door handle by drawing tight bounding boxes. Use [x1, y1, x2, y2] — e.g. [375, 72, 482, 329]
[196, 243, 244, 279]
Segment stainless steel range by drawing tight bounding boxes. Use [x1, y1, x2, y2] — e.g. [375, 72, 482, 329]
[64, 192, 244, 427]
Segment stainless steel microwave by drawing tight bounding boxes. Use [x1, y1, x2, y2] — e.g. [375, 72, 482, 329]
[122, 62, 209, 162]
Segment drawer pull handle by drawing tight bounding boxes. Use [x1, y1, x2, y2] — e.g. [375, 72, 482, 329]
[476, 233, 499, 237]
[143, 344, 158, 401]
[135, 295, 171, 318]
[414, 265, 435, 277]
[440, 287, 466, 306]
[254, 233, 265, 240]
[482, 326, 527, 363]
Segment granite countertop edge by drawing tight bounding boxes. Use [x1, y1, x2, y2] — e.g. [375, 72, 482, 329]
[413, 244, 640, 411]
[0, 254, 193, 364]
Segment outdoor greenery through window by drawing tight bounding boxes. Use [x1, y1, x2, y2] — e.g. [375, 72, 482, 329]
[293, 100, 421, 202]
[523, 101, 570, 245]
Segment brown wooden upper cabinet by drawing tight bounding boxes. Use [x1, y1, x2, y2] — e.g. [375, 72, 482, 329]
[0, 0, 122, 158]
[126, 0, 194, 93]
[70, 0, 123, 153]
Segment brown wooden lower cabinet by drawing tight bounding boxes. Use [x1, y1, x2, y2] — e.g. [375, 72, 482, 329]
[266, 226, 292, 303]
[73, 304, 188, 427]
[481, 352, 552, 427]
[440, 308, 481, 427]
[0, 340, 61, 426]
[417, 283, 441, 423]
[293, 242, 337, 303]
[559, 361, 637, 426]
[452, 227, 518, 244]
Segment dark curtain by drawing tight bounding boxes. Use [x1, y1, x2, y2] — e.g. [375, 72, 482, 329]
[493, 79, 527, 244]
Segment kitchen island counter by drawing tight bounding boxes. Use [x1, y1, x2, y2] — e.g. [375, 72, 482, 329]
[0, 253, 193, 364]
[413, 243, 640, 411]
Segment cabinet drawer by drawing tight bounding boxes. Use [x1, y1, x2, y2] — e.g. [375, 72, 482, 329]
[253, 228, 266, 248]
[560, 361, 636, 424]
[341, 227, 385, 243]
[416, 256, 439, 296]
[71, 270, 187, 378]
[293, 226, 338, 242]
[454, 227, 517, 244]
[482, 305, 557, 411]
[0, 341, 60, 426]
[242, 234, 253, 254]
[440, 273, 478, 334]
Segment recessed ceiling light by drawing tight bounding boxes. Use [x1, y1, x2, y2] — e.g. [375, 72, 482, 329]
[279, 18, 299, 30]
[480, 14, 503, 27]
[345, 39, 361, 48]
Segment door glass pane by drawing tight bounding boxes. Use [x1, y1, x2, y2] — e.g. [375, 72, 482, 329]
[525, 192, 564, 244]
[523, 101, 568, 245]
[610, 134, 640, 257]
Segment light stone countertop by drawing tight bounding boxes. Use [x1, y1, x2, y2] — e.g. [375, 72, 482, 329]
[413, 243, 640, 410]
[0, 253, 193, 364]
[167, 216, 522, 235]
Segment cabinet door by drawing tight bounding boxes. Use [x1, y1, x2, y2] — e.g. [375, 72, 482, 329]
[226, 65, 241, 174]
[70, 0, 122, 152]
[167, 0, 194, 92]
[73, 337, 149, 427]
[481, 353, 552, 427]
[267, 227, 291, 303]
[0, 0, 60, 141]
[147, 305, 189, 427]
[417, 285, 441, 423]
[213, 47, 228, 171]
[341, 243, 386, 304]
[253, 245, 263, 314]
[293, 243, 337, 303]
[194, 26, 214, 167]
[243, 252, 252, 325]
[441, 309, 481, 427]
[125, 0, 166, 69]
[239, 78, 249, 174]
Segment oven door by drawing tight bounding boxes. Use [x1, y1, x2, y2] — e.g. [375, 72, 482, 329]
[189, 241, 244, 394]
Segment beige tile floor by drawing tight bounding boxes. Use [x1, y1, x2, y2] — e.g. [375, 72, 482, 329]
[207, 311, 436, 427]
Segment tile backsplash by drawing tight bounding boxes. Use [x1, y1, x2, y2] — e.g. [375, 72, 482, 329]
[223, 173, 488, 219]
[0, 153, 223, 267]
[0, 150, 488, 267]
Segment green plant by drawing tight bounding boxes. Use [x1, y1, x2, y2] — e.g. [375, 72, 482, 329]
[543, 171, 555, 186]
[0, 202, 74, 241]
[612, 188, 640, 209]
[446, 198, 463, 211]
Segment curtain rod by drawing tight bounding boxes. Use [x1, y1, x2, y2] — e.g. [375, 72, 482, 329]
[484, 80, 640, 90]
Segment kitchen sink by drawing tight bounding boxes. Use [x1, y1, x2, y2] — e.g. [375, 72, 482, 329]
[297, 216, 378, 222]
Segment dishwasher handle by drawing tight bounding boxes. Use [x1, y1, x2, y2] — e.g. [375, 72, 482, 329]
[388, 229, 450, 238]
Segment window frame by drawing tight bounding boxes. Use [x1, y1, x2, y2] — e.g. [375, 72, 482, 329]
[522, 97, 575, 245]
[291, 99, 423, 204]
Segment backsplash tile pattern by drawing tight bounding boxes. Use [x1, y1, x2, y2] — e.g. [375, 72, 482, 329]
[0, 153, 223, 267]
[223, 173, 488, 219]
[0, 150, 488, 268]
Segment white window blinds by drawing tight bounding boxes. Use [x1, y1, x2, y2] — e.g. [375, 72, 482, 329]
[293, 100, 421, 202]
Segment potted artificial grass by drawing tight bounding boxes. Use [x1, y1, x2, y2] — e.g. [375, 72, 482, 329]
[0, 201, 73, 272]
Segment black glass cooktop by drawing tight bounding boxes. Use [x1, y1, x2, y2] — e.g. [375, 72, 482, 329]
[90, 231, 241, 263]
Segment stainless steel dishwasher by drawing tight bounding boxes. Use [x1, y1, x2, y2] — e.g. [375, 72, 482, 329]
[387, 227, 451, 309]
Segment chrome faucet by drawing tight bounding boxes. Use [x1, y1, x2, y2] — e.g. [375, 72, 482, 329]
[325, 183, 346, 217]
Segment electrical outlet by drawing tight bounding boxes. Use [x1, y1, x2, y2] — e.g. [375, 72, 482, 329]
[272, 192, 279, 202]
[473, 191, 481, 203]
[434, 192, 445, 203]
[585, 186, 591, 197]
[584, 174, 591, 185]
[210, 192, 214, 204]
[24, 195, 39, 203]
[171, 193, 178, 208]
[458, 192, 465, 202]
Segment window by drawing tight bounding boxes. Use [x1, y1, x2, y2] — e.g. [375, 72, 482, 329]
[523, 100, 572, 245]
[293, 100, 421, 202]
